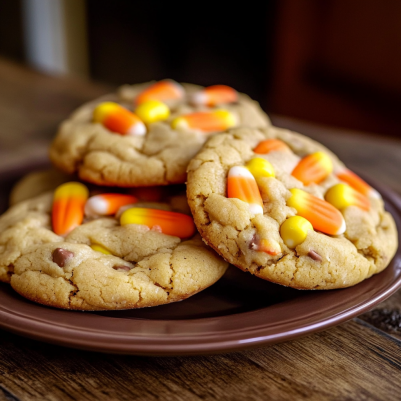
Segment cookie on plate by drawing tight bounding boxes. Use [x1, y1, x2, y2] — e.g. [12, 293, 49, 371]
[49, 81, 270, 187]
[9, 168, 73, 206]
[0, 183, 228, 310]
[187, 127, 398, 290]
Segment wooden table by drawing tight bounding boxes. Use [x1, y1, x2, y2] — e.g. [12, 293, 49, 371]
[0, 58, 400, 401]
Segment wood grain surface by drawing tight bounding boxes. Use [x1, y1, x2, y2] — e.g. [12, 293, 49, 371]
[0, 57, 401, 400]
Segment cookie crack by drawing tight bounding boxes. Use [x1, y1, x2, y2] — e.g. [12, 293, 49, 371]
[67, 268, 79, 308]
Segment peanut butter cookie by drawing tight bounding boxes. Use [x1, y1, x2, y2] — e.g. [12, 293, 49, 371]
[187, 127, 397, 290]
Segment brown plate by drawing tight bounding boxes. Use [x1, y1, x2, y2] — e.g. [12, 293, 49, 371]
[0, 163, 400, 356]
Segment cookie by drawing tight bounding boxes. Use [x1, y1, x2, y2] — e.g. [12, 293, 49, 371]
[10, 168, 73, 205]
[49, 81, 270, 187]
[187, 126, 398, 290]
[0, 184, 228, 310]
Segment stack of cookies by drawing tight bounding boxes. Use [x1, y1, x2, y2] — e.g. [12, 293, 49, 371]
[0, 80, 397, 311]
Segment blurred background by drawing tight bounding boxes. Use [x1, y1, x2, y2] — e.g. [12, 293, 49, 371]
[1, 0, 401, 137]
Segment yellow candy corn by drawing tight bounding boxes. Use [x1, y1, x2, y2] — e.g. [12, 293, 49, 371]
[134, 100, 170, 124]
[227, 166, 263, 215]
[91, 244, 112, 255]
[336, 168, 381, 199]
[52, 182, 89, 236]
[171, 110, 236, 133]
[280, 216, 313, 248]
[291, 151, 333, 185]
[253, 139, 290, 154]
[325, 183, 370, 211]
[120, 208, 195, 239]
[245, 157, 275, 180]
[135, 80, 184, 105]
[93, 102, 146, 136]
[287, 188, 346, 235]
[190, 85, 238, 106]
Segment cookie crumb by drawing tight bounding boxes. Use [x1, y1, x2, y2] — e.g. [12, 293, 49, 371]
[52, 248, 74, 267]
[308, 250, 322, 262]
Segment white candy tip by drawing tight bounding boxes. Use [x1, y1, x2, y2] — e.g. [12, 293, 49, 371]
[127, 123, 146, 136]
[228, 165, 254, 179]
[85, 197, 108, 216]
[249, 204, 264, 215]
[369, 188, 382, 199]
[336, 218, 347, 235]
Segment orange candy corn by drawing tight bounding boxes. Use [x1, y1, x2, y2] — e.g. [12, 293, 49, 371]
[93, 102, 146, 136]
[287, 188, 346, 235]
[227, 166, 263, 215]
[120, 208, 195, 239]
[135, 80, 184, 105]
[259, 238, 281, 255]
[291, 151, 333, 185]
[253, 139, 290, 154]
[171, 110, 236, 133]
[190, 85, 238, 106]
[52, 182, 89, 236]
[85, 194, 138, 217]
[325, 183, 370, 211]
[336, 168, 381, 198]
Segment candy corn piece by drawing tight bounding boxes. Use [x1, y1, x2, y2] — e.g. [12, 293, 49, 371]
[253, 139, 290, 154]
[85, 194, 138, 217]
[93, 102, 146, 136]
[280, 216, 314, 248]
[245, 157, 275, 180]
[135, 100, 170, 124]
[52, 182, 89, 236]
[190, 85, 238, 106]
[291, 151, 333, 185]
[287, 188, 346, 235]
[336, 168, 381, 199]
[120, 208, 195, 239]
[171, 110, 236, 133]
[91, 244, 112, 255]
[227, 166, 263, 215]
[325, 183, 370, 211]
[258, 238, 281, 255]
[135, 80, 184, 105]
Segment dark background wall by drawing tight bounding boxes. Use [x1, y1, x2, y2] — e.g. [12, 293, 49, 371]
[1, 0, 401, 137]
[86, 0, 276, 110]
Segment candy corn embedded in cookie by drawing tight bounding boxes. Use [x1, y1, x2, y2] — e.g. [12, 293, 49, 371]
[93, 102, 146, 136]
[227, 166, 263, 215]
[325, 183, 370, 211]
[91, 244, 112, 255]
[85, 194, 138, 217]
[253, 139, 290, 154]
[258, 238, 282, 255]
[120, 208, 195, 239]
[291, 152, 333, 185]
[280, 216, 314, 248]
[135, 100, 170, 124]
[171, 110, 236, 133]
[336, 168, 381, 199]
[287, 188, 346, 235]
[190, 85, 238, 106]
[52, 182, 89, 236]
[245, 158, 275, 180]
[135, 80, 184, 105]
